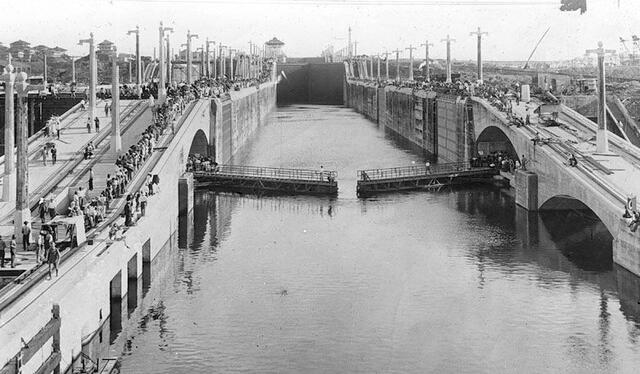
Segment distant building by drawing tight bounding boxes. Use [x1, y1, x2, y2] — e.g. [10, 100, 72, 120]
[9, 40, 32, 58]
[265, 37, 286, 63]
[97, 40, 115, 55]
[50, 46, 67, 58]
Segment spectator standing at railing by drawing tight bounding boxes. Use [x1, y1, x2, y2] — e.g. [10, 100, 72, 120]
[41, 145, 48, 166]
[94, 117, 100, 132]
[21, 221, 31, 252]
[9, 235, 16, 268]
[54, 117, 61, 139]
[50, 144, 57, 165]
[105, 101, 110, 117]
[88, 167, 94, 191]
[0, 236, 5, 268]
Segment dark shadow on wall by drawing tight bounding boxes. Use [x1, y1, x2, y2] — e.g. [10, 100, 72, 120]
[277, 63, 344, 105]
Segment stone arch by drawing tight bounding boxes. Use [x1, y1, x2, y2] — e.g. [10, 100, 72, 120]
[188, 129, 209, 157]
[475, 125, 520, 162]
[539, 194, 615, 236]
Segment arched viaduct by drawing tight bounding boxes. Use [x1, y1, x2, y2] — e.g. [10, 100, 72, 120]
[471, 98, 640, 275]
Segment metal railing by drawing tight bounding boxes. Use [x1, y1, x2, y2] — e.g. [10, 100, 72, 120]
[357, 161, 473, 181]
[193, 164, 337, 182]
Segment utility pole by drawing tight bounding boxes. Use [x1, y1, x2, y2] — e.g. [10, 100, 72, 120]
[382, 51, 390, 81]
[348, 26, 352, 58]
[406, 44, 416, 81]
[78, 33, 96, 133]
[127, 25, 141, 97]
[2, 59, 16, 202]
[166, 31, 174, 85]
[392, 49, 402, 82]
[206, 39, 216, 78]
[209, 41, 217, 78]
[14, 71, 29, 242]
[198, 46, 205, 77]
[42, 51, 48, 87]
[219, 45, 227, 78]
[110, 48, 122, 154]
[470, 27, 488, 83]
[186, 30, 199, 84]
[586, 41, 616, 154]
[158, 22, 174, 103]
[441, 34, 456, 83]
[229, 48, 236, 79]
[420, 40, 433, 81]
[376, 54, 381, 80]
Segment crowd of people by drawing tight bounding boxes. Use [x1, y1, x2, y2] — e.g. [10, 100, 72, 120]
[3, 62, 277, 272]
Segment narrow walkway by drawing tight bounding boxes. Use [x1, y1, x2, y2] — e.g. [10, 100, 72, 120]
[0, 100, 143, 271]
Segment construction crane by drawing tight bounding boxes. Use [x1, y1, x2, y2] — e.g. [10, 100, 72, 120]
[523, 27, 551, 69]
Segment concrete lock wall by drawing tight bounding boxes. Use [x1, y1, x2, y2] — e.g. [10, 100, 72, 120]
[277, 63, 344, 105]
[0, 83, 277, 373]
[346, 81, 470, 162]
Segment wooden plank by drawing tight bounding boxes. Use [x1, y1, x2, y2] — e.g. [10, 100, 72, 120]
[33, 352, 61, 374]
[0, 359, 17, 374]
[21, 317, 61, 363]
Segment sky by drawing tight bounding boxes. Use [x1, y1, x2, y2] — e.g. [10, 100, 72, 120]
[2, 0, 639, 62]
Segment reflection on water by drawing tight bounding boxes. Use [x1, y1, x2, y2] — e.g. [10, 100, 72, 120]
[112, 105, 640, 373]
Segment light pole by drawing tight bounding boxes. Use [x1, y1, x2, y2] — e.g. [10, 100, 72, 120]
[42, 50, 48, 88]
[441, 34, 456, 83]
[586, 41, 616, 154]
[382, 51, 390, 81]
[69, 55, 82, 84]
[2, 58, 16, 202]
[376, 54, 381, 80]
[219, 44, 227, 78]
[127, 25, 141, 97]
[14, 71, 29, 240]
[392, 49, 402, 82]
[420, 40, 433, 81]
[78, 33, 96, 130]
[348, 26, 352, 58]
[186, 30, 199, 84]
[109, 48, 122, 154]
[406, 44, 416, 81]
[158, 22, 174, 102]
[207, 40, 216, 78]
[229, 48, 236, 79]
[470, 27, 488, 83]
[166, 30, 174, 85]
[196, 46, 204, 78]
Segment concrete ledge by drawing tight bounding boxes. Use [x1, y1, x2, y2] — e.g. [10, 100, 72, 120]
[515, 170, 538, 211]
[614, 226, 640, 277]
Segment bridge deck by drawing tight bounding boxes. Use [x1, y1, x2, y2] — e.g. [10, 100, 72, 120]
[356, 162, 498, 196]
[193, 165, 338, 195]
[0, 100, 146, 279]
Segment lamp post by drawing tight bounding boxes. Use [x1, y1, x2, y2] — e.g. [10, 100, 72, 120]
[166, 30, 174, 85]
[376, 54, 381, 80]
[441, 34, 456, 83]
[392, 49, 402, 82]
[406, 44, 416, 81]
[198, 46, 205, 78]
[127, 25, 141, 98]
[382, 51, 390, 81]
[2, 58, 16, 202]
[219, 44, 227, 78]
[186, 30, 199, 84]
[42, 51, 48, 88]
[14, 71, 29, 240]
[206, 40, 216, 78]
[586, 41, 616, 154]
[470, 27, 488, 83]
[229, 48, 236, 79]
[109, 48, 122, 154]
[158, 22, 174, 103]
[420, 40, 433, 81]
[78, 33, 96, 131]
[69, 55, 81, 84]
